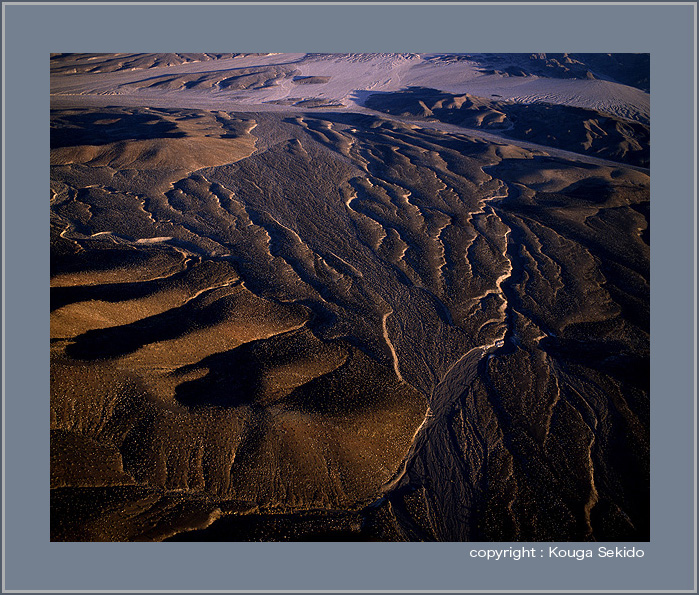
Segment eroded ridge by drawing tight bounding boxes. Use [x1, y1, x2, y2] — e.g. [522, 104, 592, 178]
[51, 106, 649, 542]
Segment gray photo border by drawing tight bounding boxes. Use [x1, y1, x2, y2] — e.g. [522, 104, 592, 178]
[2, 1, 696, 592]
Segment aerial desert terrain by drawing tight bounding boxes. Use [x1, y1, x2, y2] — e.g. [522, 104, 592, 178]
[50, 53, 649, 541]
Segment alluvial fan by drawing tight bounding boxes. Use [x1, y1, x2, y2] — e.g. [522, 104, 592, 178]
[50, 54, 649, 542]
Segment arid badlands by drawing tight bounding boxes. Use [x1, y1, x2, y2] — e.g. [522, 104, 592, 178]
[50, 53, 649, 541]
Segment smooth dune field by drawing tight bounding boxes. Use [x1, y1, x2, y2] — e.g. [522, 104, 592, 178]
[51, 53, 649, 542]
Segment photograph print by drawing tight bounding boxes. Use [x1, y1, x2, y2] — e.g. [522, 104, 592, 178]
[49, 52, 650, 542]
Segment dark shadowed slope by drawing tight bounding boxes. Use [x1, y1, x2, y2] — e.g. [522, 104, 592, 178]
[365, 88, 649, 167]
